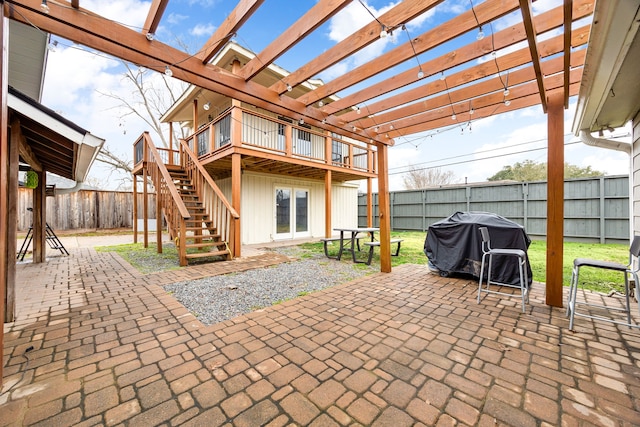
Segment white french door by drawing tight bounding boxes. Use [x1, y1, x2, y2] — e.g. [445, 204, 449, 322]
[275, 187, 309, 240]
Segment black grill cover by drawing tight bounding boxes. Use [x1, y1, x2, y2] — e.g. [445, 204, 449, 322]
[424, 211, 532, 286]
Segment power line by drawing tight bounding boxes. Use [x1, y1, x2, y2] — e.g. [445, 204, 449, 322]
[389, 133, 575, 171]
[389, 140, 584, 176]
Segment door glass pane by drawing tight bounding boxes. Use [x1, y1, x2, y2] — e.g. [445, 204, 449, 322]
[295, 190, 308, 233]
[276, 189, 291, 234]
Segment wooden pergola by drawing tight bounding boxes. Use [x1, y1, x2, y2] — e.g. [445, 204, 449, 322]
[1, 0, 590, 309]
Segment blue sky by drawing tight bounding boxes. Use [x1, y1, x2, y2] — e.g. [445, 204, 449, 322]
[41, 0, 630, 191]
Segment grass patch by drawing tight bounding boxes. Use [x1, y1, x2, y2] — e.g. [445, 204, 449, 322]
[96, 242, 181, 274]
[303, 231, 630, 292]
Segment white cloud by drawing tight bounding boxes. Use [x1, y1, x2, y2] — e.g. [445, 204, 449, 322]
[190, 23, 216, 37]
[81, 0, 150, 30]
[167, 13, 189, 25]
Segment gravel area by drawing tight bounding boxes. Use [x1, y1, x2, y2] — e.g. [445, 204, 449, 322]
[164, 245, 377, 325]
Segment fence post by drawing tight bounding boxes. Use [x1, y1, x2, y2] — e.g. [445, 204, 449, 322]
[600, 176, 606, 244]
[422, 189, 427, 232]
[523, 182, 528, 232]
[466, 186, 471, 211]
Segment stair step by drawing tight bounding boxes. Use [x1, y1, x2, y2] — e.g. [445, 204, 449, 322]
[185, 250, 230, 260]
[186, 241, 226, 249]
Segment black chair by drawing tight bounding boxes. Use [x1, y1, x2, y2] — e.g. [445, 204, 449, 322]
[567, 235, 640, 330]
[478, 226, 529, 313]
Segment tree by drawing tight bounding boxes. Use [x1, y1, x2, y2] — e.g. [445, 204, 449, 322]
[402, 166, 457, 189]
[487, 160, 604, 181]
[94, 62, 188, 187]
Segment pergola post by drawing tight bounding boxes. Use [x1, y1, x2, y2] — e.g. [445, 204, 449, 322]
[0, 11, 8, 385]
[376, 142, 391, 273]
[231, 153, 241, 257]
[367, 177, 373, 228]
[546, 90, 565, 307]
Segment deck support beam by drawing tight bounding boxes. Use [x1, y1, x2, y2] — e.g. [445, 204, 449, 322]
[546, 90, 564, 307]
[231, 153, 241, 257]
[325, 170, 332, 237]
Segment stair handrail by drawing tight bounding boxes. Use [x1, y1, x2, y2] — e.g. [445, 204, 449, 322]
[141, 133, 191, 220]
[178, 138, 239, 256]
[179, 139, 239, 219]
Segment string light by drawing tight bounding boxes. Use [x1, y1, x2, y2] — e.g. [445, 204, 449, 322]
[503, 88, 510, 97]
[440, 72, 445, 81]
[321, 119, 326, 124]
[504, 99, 511, 106]
[318, 100, 324, 107]
[146, 33, 155, 41]
[389, 125, 394, 130]
[299, 119, 304, 125]
[286, 83, 293, 92]
[451, 113, 456, 120]
[41, 0, 50, 13]
[380, 26, 389, 38]
[417, 69, 424, 79]
[203, 102, 211, 111]
[164, 66, 173, 77]
[356, 106, 361, 114]
[477, 26, 485, 40]
[374, 126, 379, 132]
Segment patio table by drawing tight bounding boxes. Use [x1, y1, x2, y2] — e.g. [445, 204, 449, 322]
[334, 227, 379, 263]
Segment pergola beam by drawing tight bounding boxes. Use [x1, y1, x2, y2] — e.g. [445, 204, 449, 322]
[300, 0, 520, 108]
[386, 82, 580, 138]
[270, 0, 444, 95]
[334, 0, 593, 122]
[142, 0, 169, 37]
[352, 25, 589, 131]
[563, 0, 573, 108]
[519, 0, 547, 112]
[4, 0, 385, 146]
[196, 0, 264, 64]
[238, 0, 351, 81]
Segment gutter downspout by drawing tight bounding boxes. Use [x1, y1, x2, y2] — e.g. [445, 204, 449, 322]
[54, 181, 84, 195]
[579, 129, 631, 154]
[580, 129, 633, 241]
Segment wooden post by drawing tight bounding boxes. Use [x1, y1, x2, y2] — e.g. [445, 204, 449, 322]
[546, 90, 564, 307]
[325, 170, 332, 237]
[143, 162, 148, 248]
[376, 142, 391, 273]
[156, 173, 162, 254]
[367, 177, 373, 228]
[133, 175, 138, 243]
[0, 11, 7, 384]
[33, 170, 46, 263]
[231, 153, 242, 257]
[5, 117, 20, 323]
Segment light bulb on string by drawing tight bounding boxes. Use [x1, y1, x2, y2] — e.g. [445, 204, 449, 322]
[417, 69, 424, 79]
[41, 0, 50, 13]
[164, 66, 173, 77]
[476, 26, 485, 40]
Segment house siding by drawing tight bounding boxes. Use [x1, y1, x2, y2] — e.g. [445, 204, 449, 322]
[633, 112, 640, 235]
[211, 172, 358, 245]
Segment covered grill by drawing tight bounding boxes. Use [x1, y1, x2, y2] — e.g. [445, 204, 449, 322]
[424, 211, 533, 286]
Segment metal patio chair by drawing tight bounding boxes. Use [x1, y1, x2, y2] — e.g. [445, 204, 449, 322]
[567, 235, 640, 330]
[478, 226, 529, 313]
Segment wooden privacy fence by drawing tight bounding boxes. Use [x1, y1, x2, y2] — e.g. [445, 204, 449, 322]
[358, 175, 630, 244]
[17, 189, 156, 231]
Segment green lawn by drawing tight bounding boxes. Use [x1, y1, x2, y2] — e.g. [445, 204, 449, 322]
[302, 231, 630, 293]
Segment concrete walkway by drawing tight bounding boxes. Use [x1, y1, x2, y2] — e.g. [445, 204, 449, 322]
[2, 244, 640, 426]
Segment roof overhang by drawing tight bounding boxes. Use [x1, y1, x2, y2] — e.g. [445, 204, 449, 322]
[572, 0, 640, 134]
[8, 86, 105, 182]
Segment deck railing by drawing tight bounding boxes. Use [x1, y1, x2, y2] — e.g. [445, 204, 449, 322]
[185, 106, 377, 174]
[134, 132, 190, 264]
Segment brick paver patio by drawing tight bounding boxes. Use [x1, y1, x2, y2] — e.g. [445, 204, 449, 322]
[2, 247, 640, 426]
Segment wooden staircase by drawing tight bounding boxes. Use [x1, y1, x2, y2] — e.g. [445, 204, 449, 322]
[169, 168, 231, 262]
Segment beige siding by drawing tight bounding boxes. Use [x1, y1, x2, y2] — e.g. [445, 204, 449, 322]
[633, 113, 640, 234]
[211, 171, 358, 245]
[331, 183, 359, 232]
